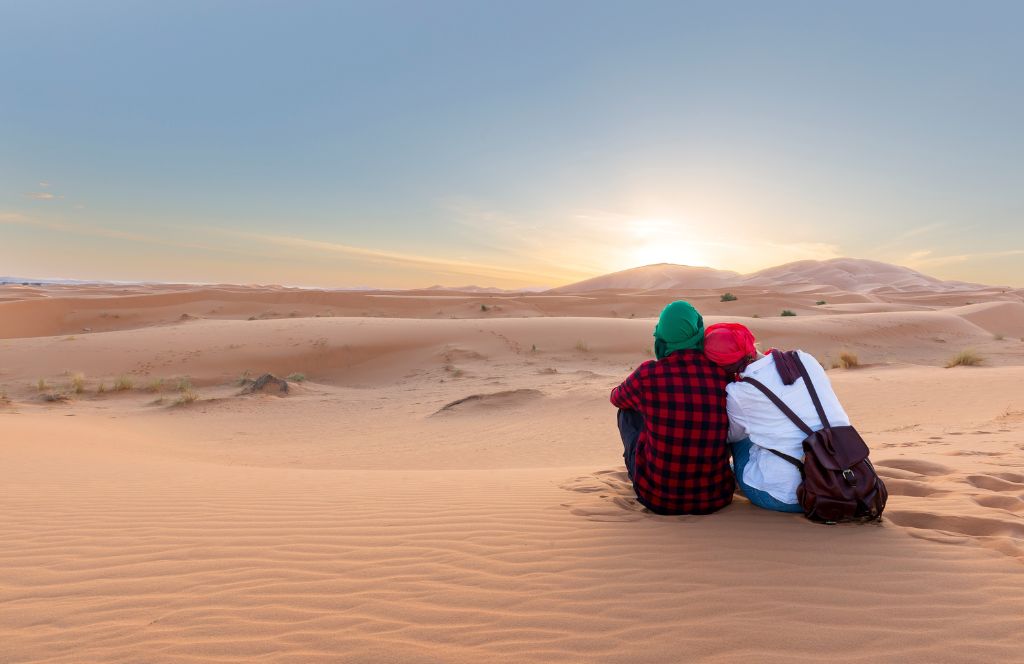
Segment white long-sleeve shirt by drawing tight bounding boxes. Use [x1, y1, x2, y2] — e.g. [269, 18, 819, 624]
[726, 351, 850, 503]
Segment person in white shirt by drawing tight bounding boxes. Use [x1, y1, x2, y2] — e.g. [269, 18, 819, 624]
[703, 323, 851, 513]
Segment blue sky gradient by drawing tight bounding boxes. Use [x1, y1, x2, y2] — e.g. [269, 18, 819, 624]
[2, 1, 1022, 287]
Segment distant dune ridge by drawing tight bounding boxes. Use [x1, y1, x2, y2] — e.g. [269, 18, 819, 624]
[0, 257, 1004, 294]
[552, 258, 992, 294]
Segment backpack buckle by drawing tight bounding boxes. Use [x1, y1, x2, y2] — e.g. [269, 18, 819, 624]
[842, 469, 856, 485]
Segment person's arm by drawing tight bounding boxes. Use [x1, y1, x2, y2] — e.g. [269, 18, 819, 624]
[610, 362, 648, 411]
[725, 388, 750, 443]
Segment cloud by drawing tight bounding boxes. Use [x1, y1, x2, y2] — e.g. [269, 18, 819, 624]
[3, 210, 573, 286]
[25, 192, 56, 200]
[904, 248, 1024, 268]
[210, 228, 574, 285]
[0, 213, 277, 262]
[38, 181, 51, 188]
[0, 212, 29, 223]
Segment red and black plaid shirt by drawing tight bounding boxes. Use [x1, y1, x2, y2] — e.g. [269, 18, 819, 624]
[610, 349, 734, 515]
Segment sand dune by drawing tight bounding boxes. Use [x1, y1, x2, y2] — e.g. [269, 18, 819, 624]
[552, 258, 997, 295]
[2, 284, 1023, 662]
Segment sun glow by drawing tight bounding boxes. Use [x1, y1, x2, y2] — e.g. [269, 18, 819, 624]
[625, 218, 709, 268]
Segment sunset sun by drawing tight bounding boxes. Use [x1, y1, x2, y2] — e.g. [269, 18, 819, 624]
[626, 218, 709, 268]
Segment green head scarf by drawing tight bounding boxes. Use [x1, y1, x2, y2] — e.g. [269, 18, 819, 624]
[653, 301, 705, 359]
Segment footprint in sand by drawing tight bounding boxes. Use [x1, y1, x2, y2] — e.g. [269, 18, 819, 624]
[560, 470, 650, 522]
[965, 474, 1024, 492]
[874, 459, 954, 476]
[886, 510, 1024, 539]
[886, 510, 1024, 560]
[972, 495, 1024, 513]
[883, 478, 947, 498]
[944, 450, 1007, 458]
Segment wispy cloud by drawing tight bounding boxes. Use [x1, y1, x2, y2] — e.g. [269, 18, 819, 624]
[0, 213, 275, 260]
[25, 192, 57, 200]
[904, 248, 1024, 268]
[3, 210, 577, 286]
[209, 228, 575, 285]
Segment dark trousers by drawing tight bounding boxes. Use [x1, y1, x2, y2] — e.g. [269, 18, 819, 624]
[617, 409, 643, 480]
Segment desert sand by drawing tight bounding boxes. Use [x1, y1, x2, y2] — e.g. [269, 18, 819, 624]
[2, 264, 1024, 662]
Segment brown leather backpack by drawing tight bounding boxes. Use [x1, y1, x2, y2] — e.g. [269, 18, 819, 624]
[741, 356, 887, 523]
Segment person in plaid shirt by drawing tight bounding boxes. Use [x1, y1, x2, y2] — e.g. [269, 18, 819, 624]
[611, 301, 735, 514]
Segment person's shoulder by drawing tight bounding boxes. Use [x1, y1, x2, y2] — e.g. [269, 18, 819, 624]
[795, 350, 826, 372]
[634, 359, 658, 376]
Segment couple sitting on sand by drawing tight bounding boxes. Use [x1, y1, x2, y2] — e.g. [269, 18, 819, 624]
[611, 300, 851, 515]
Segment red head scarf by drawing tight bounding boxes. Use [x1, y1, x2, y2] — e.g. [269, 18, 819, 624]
[703, 323, 757, 367]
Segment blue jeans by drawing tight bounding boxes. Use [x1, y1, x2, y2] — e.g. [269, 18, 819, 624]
[730, 438, 803, 513]
[617, 409, 642, 480]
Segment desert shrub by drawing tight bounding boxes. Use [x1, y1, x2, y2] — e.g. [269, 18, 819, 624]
[780, 310, 797, 317]
[69, 372, 86, 394]
[176, 377, 193, 392]
[145, 378, 164, 393]
[480, 304, 490, 312]
[236, 370, 251, 386]
[442, 364, 464, 378]
[837, 351, 859, 369]
[97, 381, 107, 394]
[993, 333, 1004, 341]
[575, 339, 590, 352]
[174, 387, 199, 406]
[946, 350, 983, 368]
[0, 390, 9, 404]
[815, 300, 827, 306]
[287, 372, 306, 382]
[114, 375, 134, 391]
[36, 378, 48, 392]
[720, 292, 738, 302]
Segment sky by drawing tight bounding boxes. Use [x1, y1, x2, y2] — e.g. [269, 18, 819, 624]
[2, 1, 1022, 289]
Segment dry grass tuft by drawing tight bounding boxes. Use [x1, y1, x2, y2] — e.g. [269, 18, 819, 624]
[575, 339, 590, 353]
[174, 387, 199, 406]
[780, 310, 797, 317]
[946, 350, 983, 368]
[37, 378, 49, 392]
[286, 372, 306, 382]
[97, 381, 107, 394]
[145, 378, 164, 393]
[69, 372, 86, 394]
[837, 351, 860, 369]
[114, 375, 134, 391]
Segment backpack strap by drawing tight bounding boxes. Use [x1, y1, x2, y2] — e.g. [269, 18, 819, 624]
[792, 354, 831, 429]
[739, 377, 808, 471]
[767, 447, 805, 471]
[741, 376, 814, 436]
